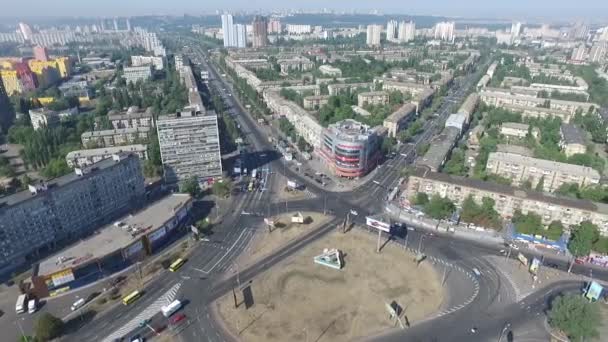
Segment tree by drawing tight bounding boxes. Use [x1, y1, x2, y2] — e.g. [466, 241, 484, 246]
[35, 312, 64, 341]
[423, 194, 455, 220]
[381, 137, 396, 154]
[179, 177, 200, 197]
[548, 294, 600, 342]
[413, 192, 429, 206]
[512, 210, 542, 235]
[546, 221, 565, 241]
[535, 176, 545, 192]
[568, 221, 600, 257]
[212, 181, 231, 198]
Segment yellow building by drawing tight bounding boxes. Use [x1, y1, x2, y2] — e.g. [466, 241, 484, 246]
[0, 70, 22, 95]
[28, 57, 71, 87]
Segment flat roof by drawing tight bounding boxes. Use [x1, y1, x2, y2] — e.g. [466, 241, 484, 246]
[560, 123, 585, 145]
[38, 194, 192, 276]
[501, 122, 530, 131]
[81, 126, 150, 138]
[385, 103, 416, 123]
[488, 151, 600, 178]
[66, 144, 147, 159]
[418, 127, 459, 170]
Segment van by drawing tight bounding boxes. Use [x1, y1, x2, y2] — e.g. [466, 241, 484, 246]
[27, 299, 37, 314]
[71, 298, 86, 311]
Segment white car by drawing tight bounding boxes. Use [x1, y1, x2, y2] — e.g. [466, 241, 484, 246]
[350, 209, 358, 216]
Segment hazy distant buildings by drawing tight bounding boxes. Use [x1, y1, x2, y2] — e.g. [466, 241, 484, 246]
[434, 21, 455, 42]
[589, 42, 607, 63]
[386, 20, 398, 42]
[18, 22, 33, 41]
[221, 14, 235, 47]
[33, 46, 49, 61]
[268, 18, 282, 33]
[252, 16, 268, 48]
[398, 21, 415, 43]
[286, 24, 312, 35]
[366, 24, 382, 47]
[571, 44, 588, 62]
[235, 24, 247, 48]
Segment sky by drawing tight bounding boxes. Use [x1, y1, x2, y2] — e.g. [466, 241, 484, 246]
[3, 0, 608, 20]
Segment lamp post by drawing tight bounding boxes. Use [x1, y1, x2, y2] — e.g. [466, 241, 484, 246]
[497, 322, 511, 342]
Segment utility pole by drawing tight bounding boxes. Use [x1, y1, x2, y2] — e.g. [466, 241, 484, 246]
[442, 264, 449, 286]
[417, 235, 425, 255]
[505, 245, 512, 260]
[323, 195, 327, 215]
[376, 229, 382, 253]
[404, 233, 409, 250]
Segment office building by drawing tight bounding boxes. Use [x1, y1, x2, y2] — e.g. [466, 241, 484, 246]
[398, 21, 416, 43]
[0, 154, 145, 274]
[29, 108, 59, 130]
[235, 24, 247, 48]
[434, 21, 455, 41]
[406, 168, 608, 236]
[366, 24, 382, 47]
[122, 65, 152, 85]
[221, 14, 235, 47]
[33, 46, 49, 61]
[157, 110, 222, 184]
[486, 152, 600, 192]
[386, 20, 398, 42]
[318, 119, 382, 178]
[131, 55, 164, 70]
[252, 16, 268, 48]
[66, 144, 148, 168]
[81, 127, 150, 148]
[560, 123, 586, 157]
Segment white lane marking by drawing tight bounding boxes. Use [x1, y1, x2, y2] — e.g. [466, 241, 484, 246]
[198, 228, 250, 274]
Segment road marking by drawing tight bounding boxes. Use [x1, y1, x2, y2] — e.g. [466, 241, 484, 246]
[198, 228, 250, 274]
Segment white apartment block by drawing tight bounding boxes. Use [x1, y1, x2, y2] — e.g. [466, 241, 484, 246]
[123, 65, 152, 85]
[29, 108, 59, 130]
[366, 25, 382, 47]
[486, 152, 600, 192]
[500, 122, 539, 140]
[66, 144, 148, 168]
[81, 127, 150, 148]
[131, 55, 165, 70]
[108, 108, 154, 129]
[286, 24, 312, 35]
[318, 65, 342, 77]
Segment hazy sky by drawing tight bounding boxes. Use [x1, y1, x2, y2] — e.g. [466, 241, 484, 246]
[3, 0, 608, 20]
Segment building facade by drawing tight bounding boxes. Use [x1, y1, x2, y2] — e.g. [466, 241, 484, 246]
[108, 108, 154, 129]
[357, 91, 389, 107]
[383, 103, 416, 138]
[123, 65, 152, 85]
[66, 144, 148, 168]
[157, 111, 222, 184]
[366, 25, 382, 47]
[131, 55, 165, 70]
[318, 119, 381, 178]
[252, 16, 268, 48]
[81, 127, 150, 148]
[560, 123, 587, 157]
[0, 154, 145, 273]
[29, 108, 60, 130]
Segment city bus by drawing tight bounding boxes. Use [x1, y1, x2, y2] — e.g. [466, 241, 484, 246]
[15, 294, 27, 314]
[169, 258, 186, 272]
[161, 299, 182, 317]
[122, 290, 141, 305]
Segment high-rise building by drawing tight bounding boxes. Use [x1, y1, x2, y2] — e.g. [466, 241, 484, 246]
[511, 22, 522, 38]
[252, 16, 268, 48]
[18, 22, 33, 41]
[113, 18, 119, 31]
[434, 21, 455, 41]
[0, 153, 145, 273]
[0, 76, 15, 131]
[268, 18, 281, 34]
[571, 44, 588, 62]
[589, 42, 607, 63]
[366, 24, 382, 47]
[398, 20, 416, 43]
[33, 45, 49, 61]
[126, 18, 131, 31]
[386, 20, 398, 42]
[221, 14, 235, 47]
[235, 24, 247, 48]
[157, 110, 222, 184]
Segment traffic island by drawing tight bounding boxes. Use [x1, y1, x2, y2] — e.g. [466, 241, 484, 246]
[216, 229, 444, 342]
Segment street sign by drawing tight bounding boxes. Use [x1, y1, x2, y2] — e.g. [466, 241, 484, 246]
[366, 216, 391, 232]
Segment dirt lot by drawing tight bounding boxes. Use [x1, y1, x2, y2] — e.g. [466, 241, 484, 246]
[233, 212, 332, 270]
[217, 228, 444, 342]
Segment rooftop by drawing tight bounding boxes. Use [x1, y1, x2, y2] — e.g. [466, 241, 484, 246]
[66, 144, 147, 159]
[560, 123, 585, 145]
[385, 103, 416, 123]
[37, 194, 192, 276]
[488, 152, 600, 178]
[327, 119, 376, 141]
[501, 122, 530, 131]
[81, 126, 150, 138]
[417, 126, 459, 170]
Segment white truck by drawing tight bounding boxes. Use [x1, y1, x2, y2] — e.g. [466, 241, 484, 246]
[161, 299, 182, 317]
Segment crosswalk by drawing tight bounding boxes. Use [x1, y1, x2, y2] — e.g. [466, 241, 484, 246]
[102, 282, 182, 342]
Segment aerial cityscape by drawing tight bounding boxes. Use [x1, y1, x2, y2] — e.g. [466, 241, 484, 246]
[2, 1, 608, 342]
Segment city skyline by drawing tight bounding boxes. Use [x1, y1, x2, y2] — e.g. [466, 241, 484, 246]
[1, 0, 608, 20]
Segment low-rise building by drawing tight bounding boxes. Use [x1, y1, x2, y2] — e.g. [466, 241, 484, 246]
[445, 113, 467, 132]
[29, 108, 59, 130]
[405, 167, 608, 236]
[318, 119, 381, 178]
[411, 88, 435, 114]
[357, 91, 389, 107]
[327, 83, 372, 96]
[500, 122, 539, 140]
[302, 95, 330, 110]
[58, 79, 92, 99]
[122, 65, 152, 85]
[381, 79, 430, 97]
[131, 55, 165, 70]
[108, 107, 155, 129]
[486, 151, 600, 192]
[383, 103, 417, 138]
[66, 144, 148, 168]
[318, 65, 342, 77]
[416, 127, 460, 172]
[81, 127, 150, 148]
[277, 57, 314, 74]
[560, 123, 586, 157]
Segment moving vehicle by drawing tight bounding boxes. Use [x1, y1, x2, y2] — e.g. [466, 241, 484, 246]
[350, 209, 358, 216]
[28, 299, 37, 314]
[248, 181, 254, 192]
[122, 290, 141, 305]
[169, 258, 186, 272]
[15, 294, 27, 314]
[130, 334, 144, 342]
[161, 299, 182, 317]
[170, 313, 187, 325]
[71, 298, 86, 311]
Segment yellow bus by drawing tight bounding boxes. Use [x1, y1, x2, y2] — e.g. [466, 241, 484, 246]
[122, 290, 141, 305]
[169, 258, 186, 272]
[248, 181, 254, 192]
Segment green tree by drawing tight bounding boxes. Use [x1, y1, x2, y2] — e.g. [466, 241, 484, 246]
[212, 180, 231, 198]
[413, 192, 429, 206]
[381, 137, 396, 154]
[179, 177, 200, 197]
[568, 221, 600, 257]
[443, 148, 467, 176]
[423, 194, 455, 220]
[34, 312, 64, 341]
[535, 176, 545, 192]
[545, 221, 565, 241]
[548, 294, 600, 342]
[512, 210, 542, 235]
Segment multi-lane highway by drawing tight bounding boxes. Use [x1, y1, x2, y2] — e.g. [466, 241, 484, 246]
[56, 42, 599, 342]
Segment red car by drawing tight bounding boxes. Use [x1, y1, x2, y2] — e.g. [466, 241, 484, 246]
[170, 313, 186, 325]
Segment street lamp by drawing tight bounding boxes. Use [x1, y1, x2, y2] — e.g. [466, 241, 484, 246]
[497, 322, 511, 342]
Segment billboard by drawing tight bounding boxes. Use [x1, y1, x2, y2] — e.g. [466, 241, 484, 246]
[45, 269, 75, 289]
[124, 240, 144, 258]
[529, 257, 541, 274]
[366, 216, 391, 232]
[585, 281, 603, 302]
[517, 253, 528, 266]
[148, 227, 167, 243]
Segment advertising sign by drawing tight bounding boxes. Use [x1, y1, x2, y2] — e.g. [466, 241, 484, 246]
[46, 269, 75, 289]
[517, 253, 528, 267]
[148, 227, 167, 243]
[529, 257, 541, 274]
[366, 216, 391, 232]
[585, 281, 604, 302]
[124, 240, 144, 257]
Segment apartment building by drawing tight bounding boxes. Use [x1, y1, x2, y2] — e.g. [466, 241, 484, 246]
[381, 79, 431, 97]
[327, 83, 372, 96]
[318, 65, 342, 77]
[406, 167, 608, 235]
[29, 108, 60, 130]
[302, 95, 330, 110]
[560, 123, 586, 157]
[357, 91, 389, 107]
[486, 152, 600, 192]
[157, 110, 222, 184]
[131, 55, 165, 70]
[0, 154, 145, 273]
[500, 122, 539, 140]
[108, 107, 154, 129]
[277, 57, 314, 74]
[383, 103, 417, 138]
[81, 127, 150, 148]
[416, 127, 460, 172]
[122, 65, 152, 85]
[66, 144, 148, 168]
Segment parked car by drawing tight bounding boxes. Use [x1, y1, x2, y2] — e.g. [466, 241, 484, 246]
[170, 313, 187, 325]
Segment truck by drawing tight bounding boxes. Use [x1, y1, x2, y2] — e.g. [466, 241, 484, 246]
[15, 294, 27, 314]
[161, 299, 182, 317]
